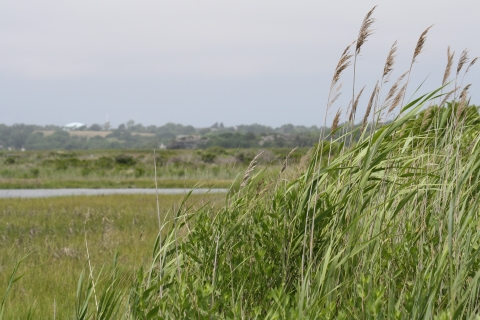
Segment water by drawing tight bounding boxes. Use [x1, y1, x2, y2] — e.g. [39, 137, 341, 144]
[0, 188, 228, 198]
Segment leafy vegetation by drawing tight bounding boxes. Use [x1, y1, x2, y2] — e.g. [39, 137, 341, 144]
[0, 148, 306, 189]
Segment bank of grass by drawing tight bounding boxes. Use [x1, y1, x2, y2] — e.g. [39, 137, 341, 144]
[0, 194, 222, 319]
[0, 178, 234, 189]
[0, 148, 305, 189]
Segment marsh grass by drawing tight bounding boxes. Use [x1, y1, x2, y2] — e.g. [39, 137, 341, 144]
[0, 148, 304, 189]
[0, 194, 222, 318]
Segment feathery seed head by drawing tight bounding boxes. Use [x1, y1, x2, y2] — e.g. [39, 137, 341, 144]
[331, 109, 342, 132]
[241, 151, 263, 188]
[331, 44, 354, 86]
[412, 25, 433, 64]
[439, 87, 458, 108]
[457, 84, 471, 120]
[388, 83, 407, 114]
[349, 86, 365, 122]
[465, 57, 478, 75]
[459, 84, 471, 102]
[362, 82, 379, 130]
[442, 46, 454, 86]
[383, 41, 397, 80]
[457, 49, 470, 75]
[355, 6, 377, 55]
[385, 71, 409, 102]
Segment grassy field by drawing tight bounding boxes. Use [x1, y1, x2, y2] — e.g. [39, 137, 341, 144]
[0, 193, 223, 319]
[0, 148, 305, 189]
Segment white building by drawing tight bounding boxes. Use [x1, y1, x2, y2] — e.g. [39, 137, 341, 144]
[63, 122, 86, 131]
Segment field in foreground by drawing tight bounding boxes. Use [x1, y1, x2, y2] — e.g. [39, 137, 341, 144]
[0, 194, 222, 318]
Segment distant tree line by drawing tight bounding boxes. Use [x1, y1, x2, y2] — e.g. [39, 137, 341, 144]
[0, 121, 328, 151]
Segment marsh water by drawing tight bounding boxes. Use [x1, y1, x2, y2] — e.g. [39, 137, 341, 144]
[0, 188, 228, 198]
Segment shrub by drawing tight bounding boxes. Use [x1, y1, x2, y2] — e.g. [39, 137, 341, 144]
[200, 152, 216, 163]
[114, 154, 136, 166]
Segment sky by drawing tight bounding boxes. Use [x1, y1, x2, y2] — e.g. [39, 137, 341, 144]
[1, 1, 479, 128]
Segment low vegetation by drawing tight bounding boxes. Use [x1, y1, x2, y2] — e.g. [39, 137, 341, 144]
[0, 148, 306, 189]
[0, 194, 222, 318]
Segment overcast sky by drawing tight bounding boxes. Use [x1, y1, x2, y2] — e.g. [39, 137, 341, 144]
[1, 1, 479, 128]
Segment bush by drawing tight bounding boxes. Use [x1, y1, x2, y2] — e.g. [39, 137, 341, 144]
[114, 154, 136, 166]
[200, 152, 216, 163]
[95, 157, 114, 169]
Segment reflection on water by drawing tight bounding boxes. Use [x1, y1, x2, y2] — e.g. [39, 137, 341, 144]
[0, 188, 228, 198]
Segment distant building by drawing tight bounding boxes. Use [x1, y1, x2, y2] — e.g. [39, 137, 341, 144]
[63, 123, 86, 131]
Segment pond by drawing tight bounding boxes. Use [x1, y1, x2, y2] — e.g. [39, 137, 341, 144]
[0, 188, 228, 198]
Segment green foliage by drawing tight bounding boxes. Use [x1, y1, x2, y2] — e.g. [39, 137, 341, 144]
[65, 91, 480, 318]
[0, 122, 324, 151]
[3, 157, 14, 165]
[114, 154, 136, 166]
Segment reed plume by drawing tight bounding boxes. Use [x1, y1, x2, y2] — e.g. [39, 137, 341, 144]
[241, 151, 263, 188]
[383, 41, 397, 81]
[456, 84, 471, 120]
[331, 109, 342, 132]
[328, 83, 343, 109]
[459, 84, 471, 102]
[439, 87, 458, 108]
[385, 71, 408, 102]
[332, 44, 354, 86]
[362, 82, 378, 131]
[352, 6, 376, 134]
[349, 86, 365, 122]
[412, 26, 433, 65]
[465, 57, 478, 75]
[456, 49, 470, 75]
[388, 83, 407, 114]
[327, 44, 353, 109]
[355, 6, 377, 55]
[442, 46, 454, 86]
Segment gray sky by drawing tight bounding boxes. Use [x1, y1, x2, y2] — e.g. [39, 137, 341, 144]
[1, 1, 479, 128]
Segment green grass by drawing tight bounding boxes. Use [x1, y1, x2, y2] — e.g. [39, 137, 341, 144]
[0, 148, 305, 189]
[0, 194, 222, 319]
